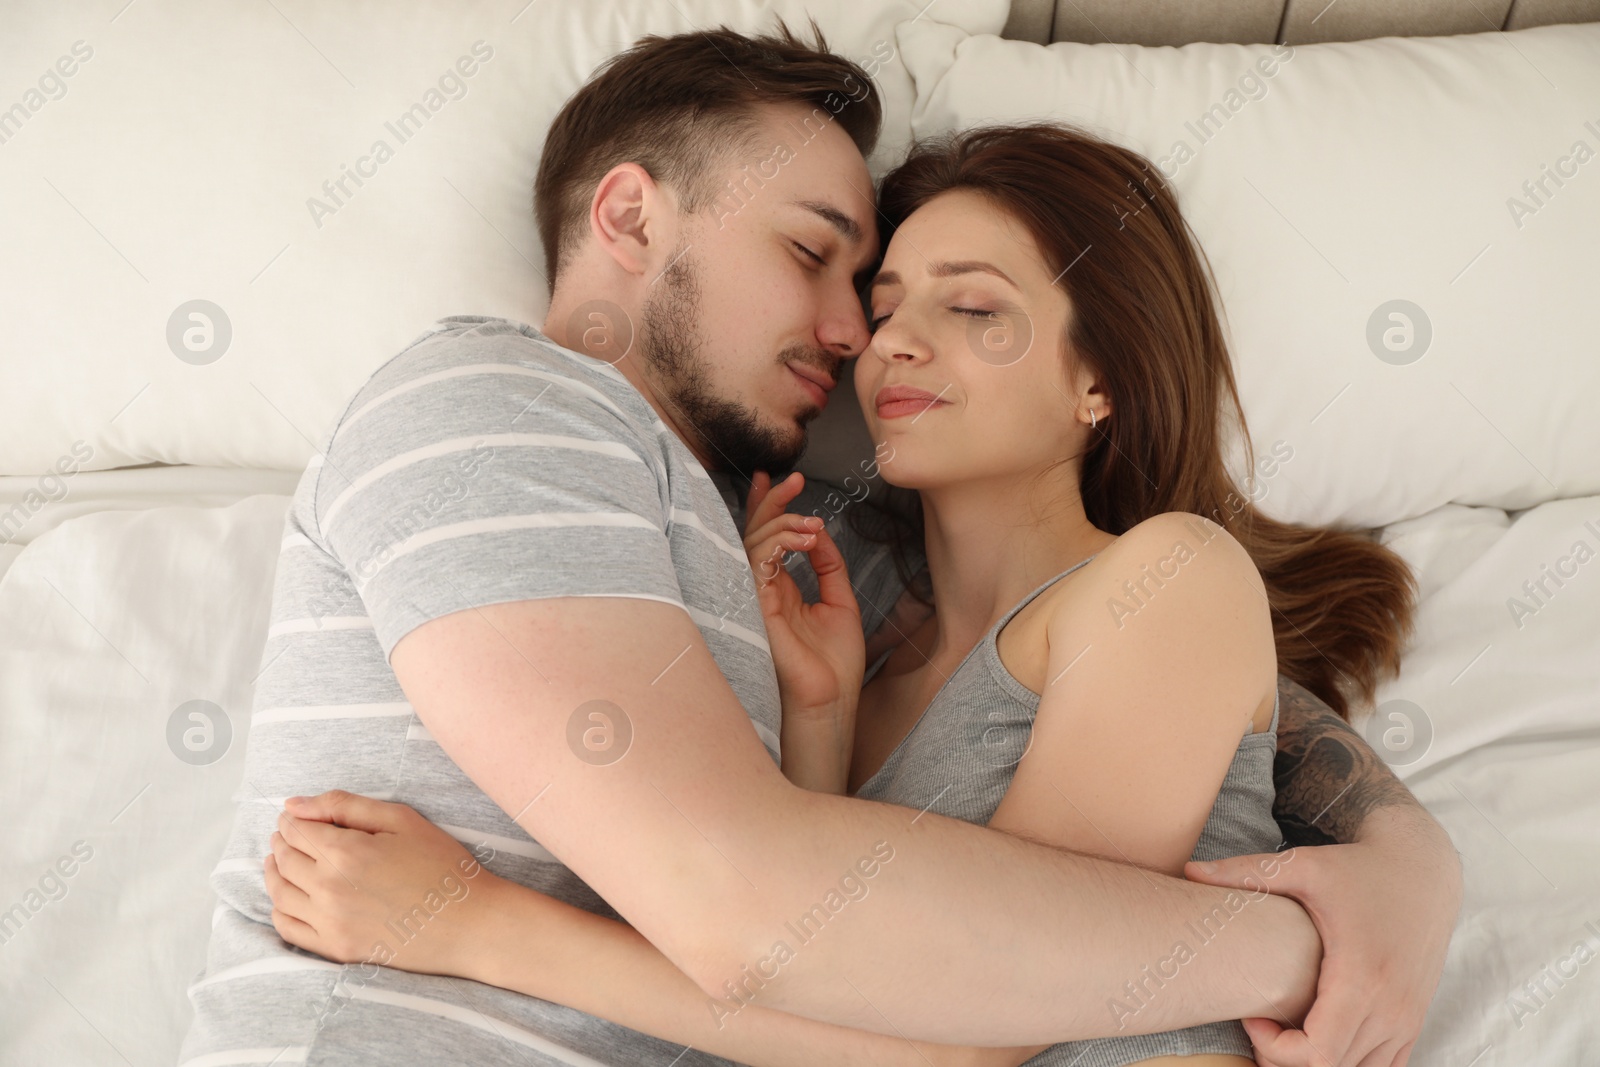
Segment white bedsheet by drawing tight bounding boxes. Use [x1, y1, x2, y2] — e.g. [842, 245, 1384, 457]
[0, 476, 1595, 1065]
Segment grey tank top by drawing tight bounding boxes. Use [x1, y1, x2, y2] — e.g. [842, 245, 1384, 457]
[853, 555, 1282, 1067]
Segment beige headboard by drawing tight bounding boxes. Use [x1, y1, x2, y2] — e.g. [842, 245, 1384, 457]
[1001, 0, 1600, 45]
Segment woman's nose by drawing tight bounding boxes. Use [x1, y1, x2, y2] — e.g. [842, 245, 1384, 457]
[871, 316, 933, 365]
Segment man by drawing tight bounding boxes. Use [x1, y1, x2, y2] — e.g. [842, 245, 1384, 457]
[180, 23, 1460, 1067]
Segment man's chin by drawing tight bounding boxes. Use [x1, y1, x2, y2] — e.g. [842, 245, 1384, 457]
[765, 434, 809, 478]
[738, 415, 809, 479]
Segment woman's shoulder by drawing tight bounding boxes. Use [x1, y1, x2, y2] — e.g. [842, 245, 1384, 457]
[1086, 511, 1261, 592]
[1039, 510, 1269, 645]
[1108, 509, 1243, 554]
[1027, 511, 1276, 731]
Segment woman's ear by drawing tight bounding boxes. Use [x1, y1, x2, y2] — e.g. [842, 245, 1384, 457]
[1086, 379, 1112, 423]
[588, 162, 669, 279]
[1065, 357, 1112, 424]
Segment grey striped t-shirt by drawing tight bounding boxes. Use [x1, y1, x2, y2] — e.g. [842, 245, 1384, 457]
[179, 315, 912, 1067]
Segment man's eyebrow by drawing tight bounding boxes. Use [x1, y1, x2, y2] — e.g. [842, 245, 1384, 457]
[794, 199, 864, 245]
[870, 261, 1020, 290]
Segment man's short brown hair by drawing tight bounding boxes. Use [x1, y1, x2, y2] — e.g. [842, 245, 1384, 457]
[533, 20, 882, 288]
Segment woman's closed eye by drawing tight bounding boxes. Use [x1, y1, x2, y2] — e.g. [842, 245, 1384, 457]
[868, 306, 996, 332]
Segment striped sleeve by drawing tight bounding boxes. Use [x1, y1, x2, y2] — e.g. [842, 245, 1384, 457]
[313, 348, 682, 659]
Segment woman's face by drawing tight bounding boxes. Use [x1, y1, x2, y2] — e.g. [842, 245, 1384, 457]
[856, 188, 1094, 491]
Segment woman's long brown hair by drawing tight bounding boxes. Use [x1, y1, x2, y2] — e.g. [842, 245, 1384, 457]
[857, 122, 1416, 720]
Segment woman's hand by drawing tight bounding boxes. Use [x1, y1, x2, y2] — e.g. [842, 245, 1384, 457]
[263, 790, 507, 978]
[744, 471, 866, 726]
[744, 471, 867, 794]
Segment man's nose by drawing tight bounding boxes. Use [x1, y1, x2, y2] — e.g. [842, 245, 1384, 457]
[817, 291, 873, 358]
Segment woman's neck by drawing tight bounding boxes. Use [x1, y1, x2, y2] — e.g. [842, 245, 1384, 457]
[916, 468, 1115, 659]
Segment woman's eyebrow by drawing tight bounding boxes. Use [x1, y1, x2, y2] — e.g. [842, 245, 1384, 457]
[870, 261, 1019, 290]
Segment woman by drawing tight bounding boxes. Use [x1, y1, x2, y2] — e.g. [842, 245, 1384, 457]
[263, 122, 1417, 1067]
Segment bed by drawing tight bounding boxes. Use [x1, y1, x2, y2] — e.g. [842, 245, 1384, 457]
[2, 1, 1597, 1064]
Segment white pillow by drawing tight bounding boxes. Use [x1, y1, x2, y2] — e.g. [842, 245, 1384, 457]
[897, 20, 1600, 528]
[0, 0, 1007, 474]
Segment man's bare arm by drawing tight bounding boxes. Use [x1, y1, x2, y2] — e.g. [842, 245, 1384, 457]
[1272, 676, 1429, 847]
[393, 596, 1321, 1049]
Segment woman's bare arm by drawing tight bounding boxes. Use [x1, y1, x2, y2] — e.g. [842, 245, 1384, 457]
[267, 792, 1035, 1067]
[463, 870, 1039, 1067]
[981, 516, 1302, 1039]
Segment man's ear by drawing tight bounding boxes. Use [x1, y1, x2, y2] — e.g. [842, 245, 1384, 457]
[588, 162, 669, 280]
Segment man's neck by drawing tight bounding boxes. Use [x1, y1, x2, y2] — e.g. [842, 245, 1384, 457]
[539, 304, 720, 472]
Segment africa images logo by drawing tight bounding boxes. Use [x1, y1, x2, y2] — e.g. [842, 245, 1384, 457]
[306, 41, 494, 229]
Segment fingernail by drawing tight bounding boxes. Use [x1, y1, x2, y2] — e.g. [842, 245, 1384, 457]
[285, 796, 307, 807]
[1194, 860, 1217, 874]
[805, 516, 824, 529]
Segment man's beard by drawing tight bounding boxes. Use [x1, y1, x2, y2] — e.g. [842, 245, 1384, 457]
[639, 242, 826, 482]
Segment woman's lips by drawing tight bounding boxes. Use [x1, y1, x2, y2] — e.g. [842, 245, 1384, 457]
[876, 383, 947, 415]
[876, 398, 934, 419]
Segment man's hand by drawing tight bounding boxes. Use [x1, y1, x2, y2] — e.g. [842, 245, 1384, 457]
[1212, 676, 1465, 1067]
[1185, 805, 1462, 1067]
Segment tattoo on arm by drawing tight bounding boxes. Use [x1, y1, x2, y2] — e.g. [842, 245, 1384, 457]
[1273, 675, 1423, 846]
